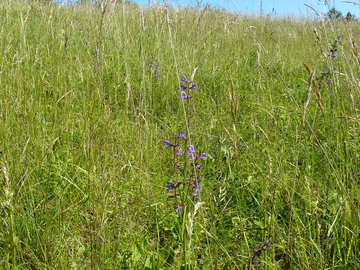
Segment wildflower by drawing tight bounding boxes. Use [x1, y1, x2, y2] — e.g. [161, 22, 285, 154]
[148, 57, 160, 80]
[329, 53, 337, 59]
[249, 239, 271, 267]
[176, 204, 181, 212]
[190, 84, 197, 90]
[187, 145, 196, 161]
[166, 181, 182, 192]
[193, 183, 200, 197]
[180, 75, 197, 91]
[264, 239, 271, 248]
[181, 75, 188, 83]
[91, 48, 99, 68]
[182, 84, 197, 91]
[176, 148, 183, 156]
[148, 61, 156, 72]
[188, 147, 206, 163]
[173, 131, 185, 139]
[187, 145, 195, 153]
[163, 140, 173, 149]
[166, 181, 174, 192]
[195, 164, 202, 170]
[179, 91, 191, 100]
[253, 249, 262, 257]
[155, 70, 159, 81]
[327, 79, 332, 84]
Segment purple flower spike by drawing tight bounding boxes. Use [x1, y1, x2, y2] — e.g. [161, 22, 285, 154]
[252, 258, 260, 265]
[264, 239, 271, 247]
[181, 75, 187, 83]
[187, 145, 195, 154]
[178, 91, 190, 100]
[200, 153, 206, 160]
[163, 140, 172, 149]
[178, 131, 185, 139]
[195, 183, 200, 190]
[176, 181, 182, 187]
[190, 84, 197, 91]
[253, 249, 262, 257]
[187, 145, 196, 161]
[176, 148, 183, 156]
[166, 181, 174, 192]
[173, 131, 185, 139]
[176, 204, 181, 212]
[193, 183, 200, 197]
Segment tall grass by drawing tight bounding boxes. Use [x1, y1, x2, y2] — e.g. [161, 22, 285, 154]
[1, 0, 360, 268]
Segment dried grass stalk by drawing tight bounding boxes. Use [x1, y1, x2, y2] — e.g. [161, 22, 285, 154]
[302, 70, 316, 125]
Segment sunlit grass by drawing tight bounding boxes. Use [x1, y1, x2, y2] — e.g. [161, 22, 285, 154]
[0, 0, 360, 268]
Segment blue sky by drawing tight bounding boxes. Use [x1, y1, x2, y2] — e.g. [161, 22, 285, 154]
[130, 0, 360, 17]
[57, 0, 360, 17]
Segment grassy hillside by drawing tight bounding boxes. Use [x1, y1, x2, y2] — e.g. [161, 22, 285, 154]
[1, 0, 360, 268]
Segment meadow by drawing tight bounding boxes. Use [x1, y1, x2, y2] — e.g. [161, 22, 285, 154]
[1, 0, 360, 269]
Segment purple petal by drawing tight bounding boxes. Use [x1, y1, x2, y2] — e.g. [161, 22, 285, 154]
[163, 140, 172, 149]
[166, 181, 174, 192]
[176, 181, 182, 187]
[178, 91, 189, 100]
[178, 131, 185, 139]
[264, 239, 271, 247]
[195, 183, 200, 190]
[176, 148, 183, 156]
[187, 145, 195, 153]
